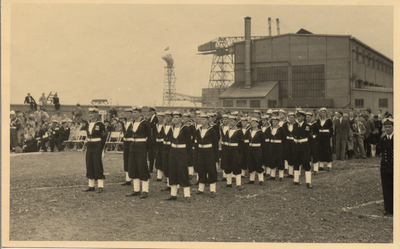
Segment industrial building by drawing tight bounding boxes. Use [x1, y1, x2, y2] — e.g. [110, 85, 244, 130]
[210, 17, 393, 113]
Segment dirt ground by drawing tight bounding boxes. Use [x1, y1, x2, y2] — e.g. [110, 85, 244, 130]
[8, 151, 393, 243]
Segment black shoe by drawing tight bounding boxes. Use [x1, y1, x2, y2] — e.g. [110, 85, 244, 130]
[189, 175, 193, 180]
[155, 178, 162, 182]
[383, 211, 393, 216]
[140, 192, 148, 199]
[210, 192, 216, 198]
[327, 168, 331, 172]
[314, 171, 319, 175]
[226, 184, 232, 188]
[294, 182, 300, 186]
[194, 181, 199, 185]
[246, 181, 255, 184]
[279, 178, 283, 181]
[125, 191, 140, 197]
[266, 176, 274, 180]
[121, 181, 132, 186]
[161, 186, 171, 191]
[237, 185, 244, 190]
[166, 196, 177, 201]
[96, 188, 104, 194]
[184, 197, 191, 203]
[288, 175, 294, 178]
[82, 187, 95, 192]
[306, 183, 313, 189]
[319, 167, 324, 171]
[259, 181, 265, 186]
[241, 175, 245, 179]
[196, 190, 204, 195]
[221, 178, 227, 182]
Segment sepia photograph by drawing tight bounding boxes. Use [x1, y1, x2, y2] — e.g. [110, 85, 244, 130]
[2, 0, 398, 248]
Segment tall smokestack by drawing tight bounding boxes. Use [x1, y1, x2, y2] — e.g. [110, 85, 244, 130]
[268, 17, 272, 36]
[244, 16, 252, 89]
[276, 18, 280, 35]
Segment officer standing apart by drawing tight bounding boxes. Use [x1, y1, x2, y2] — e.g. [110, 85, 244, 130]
[379, 118, 394, 215]
[125, 107, 151, 199]
[82, 107, 106, 193]
[292, 110, 313, 189]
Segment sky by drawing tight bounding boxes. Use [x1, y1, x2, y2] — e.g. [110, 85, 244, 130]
[7, 3, 394, 107]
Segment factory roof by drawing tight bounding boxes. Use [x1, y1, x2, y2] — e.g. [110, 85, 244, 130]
[219, 81, 278, 99]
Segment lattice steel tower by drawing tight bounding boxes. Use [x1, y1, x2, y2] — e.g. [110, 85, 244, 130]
[162, 54, 176, 106]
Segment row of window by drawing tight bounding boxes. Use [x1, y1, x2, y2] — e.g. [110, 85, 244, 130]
[354, 47, 393, 74]
[222, 99, 279, 108]
[355, 98, 388, 108]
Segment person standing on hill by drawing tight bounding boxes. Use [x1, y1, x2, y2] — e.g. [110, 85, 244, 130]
[24, 93, 37, 111]
[39, 93, 47, 107]
[53, 93, 60, 111]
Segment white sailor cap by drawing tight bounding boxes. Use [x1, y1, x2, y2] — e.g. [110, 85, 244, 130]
[200, 113, 209, 118]
[253, 110, 261, 114]
[231, 111, 239, 116]
[172, 111, 182, 117]
[251, 117, 260, 122]
[297, 110, 306, 116]
[88, 107, 99, 113]
[228, 115, 236, 119]
[306, 111, 313, 116]
[271, 115, 279, 120]
[279, 109, 286, 114]
[222, 114, 229, 119]
[10, 110, 15, 115]
[158, 112, 165, 117]
[266, 109, 273, 114]
[382, 118, 394, 125]
[132, 106, 142, 112]
[288, 112, 295, 117]
[320, 107, 328, 112]
[241, 116, 249, 121]
[261, 115, 269, 119]
[125, 108, 133, 112]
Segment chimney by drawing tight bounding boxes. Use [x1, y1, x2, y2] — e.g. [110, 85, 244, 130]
[244, 16, 251, 89]
[276, 18, 280, 35]
[268, 17, 272, 36]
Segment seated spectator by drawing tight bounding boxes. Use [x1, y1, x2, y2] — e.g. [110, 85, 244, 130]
[39, 127, 52, 152]
[115, 120, 124, 132]
[10, 110, 22, 151]
[39, 107, 50, 124]
[23, 123, 38, 152]
[51, 111, 63, 123]
[24, 93, 37, 111]
[39, 93, 47, 107]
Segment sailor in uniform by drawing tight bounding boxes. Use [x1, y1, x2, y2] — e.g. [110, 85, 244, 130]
[219, 114, 230, 181]
[155, 112, 165, 181]
[247, 117, 266, 185]
[292, 110, 313, 189]
[239, 116, 251, 178]
[306, 112, 320, 174]
[281, 112, 296, 178]
[166, 111, 192, 202]
[125, 106, 151, 199]
[267, 115, 286, 181]
[121, 108, 134, 186]
[147, 107, 158, 174]
[195, 113, 219, 197]
[82, 107, 106, 193]
[161, 111, 173, 191]
[261, 114, 272, 180]
[316, 107, 333, 173]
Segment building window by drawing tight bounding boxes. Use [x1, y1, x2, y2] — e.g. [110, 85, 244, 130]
[368, 53, 371, 66]
[362, 50, 365, 63]
[355, 99, 364, 108]
[236, 100, 247, 107]
[250, 100, 260, 108]
[256, 66, 288, 98]
[356, 47, 359, 61]
[268, 100, 277, 108]
[223, 100, 233, 107]
[372, 56, 375, 68]
[292, 65, 325, 99]
[379, 98, 388, 108]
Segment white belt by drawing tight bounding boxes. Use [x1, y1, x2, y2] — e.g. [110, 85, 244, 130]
[171, 143, 186, 148]
[194, 139, 197, 143]
[132, 138, 147, 142]
[244, 139, 249, 143]
[227, 143, 238, 147]
[163, 141, 171, 145]
[294, 138, 308, 143]
[87, 138, 101, 142]
[156, 138, 163, 142]
[312, 135, 317, 138]
[249, 143, 261, 147]
[198, 144, 212, 148]
[265, 139, 270, 143]
[222, 142, 228, 146]
[270, 139, 282, 143]
[125, 138, 134, 141]
[10, 127, 17, 129]
[319, 129, 330, 132]
[286, 136, 293, 140]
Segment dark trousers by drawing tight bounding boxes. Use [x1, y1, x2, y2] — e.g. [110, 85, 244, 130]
[155, 142, 163, 171]
[40, 137, 50, 150]
[128, 143, 150, 181]
[220, 145, 227, 170]
[224, 147, 241, 175]
[269, 145, 284, 170]
[168, 147, 191, 187]
[335, 136, 347, 160]
[248, 147, 264, 174]
[380, 170, 393, 214]
[364, 138, 372, 157]
[285, 141, 294, 165]
[123, 141, 131, 172]
[239, 144, 249, 170]
[293, 151, 311, 171]
[310, 138, 318, 163]
[197, 148, 217, 184]
[86, 141, 105, 180]
[148, 142, 156, 172]
[162, 146, 171, 177]
[54, 103, 60, 111]
[49, 137, 61, 151]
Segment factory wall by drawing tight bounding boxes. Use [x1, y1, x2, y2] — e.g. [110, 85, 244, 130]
[233, 34, 392, 110]
[351, 89, 393, 114]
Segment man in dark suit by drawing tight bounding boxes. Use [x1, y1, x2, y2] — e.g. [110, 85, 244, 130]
[364, 114, 376, 157]
[147, 106, 158, 174]
[334, 111, 351, 161]
[380, 118, 393, 215]
[24, 93, 37, 111]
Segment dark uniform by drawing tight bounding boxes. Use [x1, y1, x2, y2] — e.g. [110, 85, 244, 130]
[248, 123, 266, 185]
[49, 121, 63, 152]
[148, 111, 158, 173]
[225, 126, 244, 187]
[316, 116, 333, 171]
[292, 115, 313, 188]
[155, 121, 165, 181]
[281, 118, 296, 177]
[239, 121, 251, 177]
[162, 124, 173, 188]
[195, 124, 219, 192]
[379, 119, 393, 215]
[121, 113, 134, 185]
[309, 121, 319, 171]
[220, 122, 230, 179]
[82, 108, 106, 193]
[266, 125, 286, 180]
